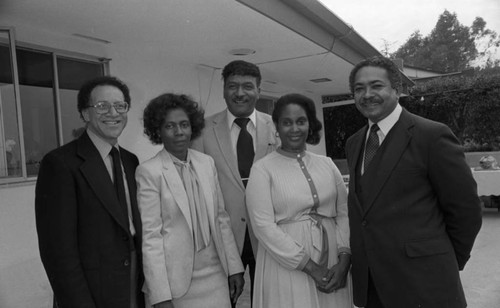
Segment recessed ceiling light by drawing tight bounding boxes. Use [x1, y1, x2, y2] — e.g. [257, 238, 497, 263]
[310, 78, 332, 83]
[229, 48, 256, 56]
[72, 33, 111, 44]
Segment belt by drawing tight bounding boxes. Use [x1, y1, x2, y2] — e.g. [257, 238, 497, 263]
[278, 213, 335, 267]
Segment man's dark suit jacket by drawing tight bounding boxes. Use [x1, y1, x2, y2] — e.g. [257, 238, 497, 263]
[345, 109, 482, 308]
[35, 132, 144, 308]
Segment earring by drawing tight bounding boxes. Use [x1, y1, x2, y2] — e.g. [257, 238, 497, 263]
[275, 131, 280, 138]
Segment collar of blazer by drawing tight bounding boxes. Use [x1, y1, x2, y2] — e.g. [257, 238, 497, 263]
[351, 109, 415, 215]
[210, 110, 277, 191]
[77, 132, 130, 232]
[158, 148, 216, 231]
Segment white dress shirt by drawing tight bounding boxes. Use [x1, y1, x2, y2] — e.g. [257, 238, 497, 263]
[362, 103, 403, 174]
[226, 109, 257, 156]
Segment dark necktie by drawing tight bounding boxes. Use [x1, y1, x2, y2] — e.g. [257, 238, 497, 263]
[364, 124, 380, 171]
[110, 147, 130, 228]
[234, 118, 255, 186]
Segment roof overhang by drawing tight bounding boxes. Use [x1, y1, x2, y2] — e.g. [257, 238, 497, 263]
[237, 0, 415, 87]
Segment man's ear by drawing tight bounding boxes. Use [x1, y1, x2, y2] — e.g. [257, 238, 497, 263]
[81, 109, 90, 122]
[393, 86, 401, 97]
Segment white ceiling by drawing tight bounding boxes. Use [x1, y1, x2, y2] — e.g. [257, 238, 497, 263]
[0, 0, 369, 98]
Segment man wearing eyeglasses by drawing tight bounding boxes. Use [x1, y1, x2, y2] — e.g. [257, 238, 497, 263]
[35, 76, 145, 308]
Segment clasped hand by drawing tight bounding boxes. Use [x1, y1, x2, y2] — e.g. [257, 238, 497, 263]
[303, 257, 350, 294]
[315, 263, 349, 293]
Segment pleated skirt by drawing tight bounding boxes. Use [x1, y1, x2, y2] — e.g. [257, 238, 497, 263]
[253, 218, 353, 308]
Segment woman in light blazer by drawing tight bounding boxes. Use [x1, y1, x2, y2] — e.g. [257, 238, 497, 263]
[136, 93, 244, 308]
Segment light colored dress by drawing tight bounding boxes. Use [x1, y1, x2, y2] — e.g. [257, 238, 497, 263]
[246, 149, 353, 308]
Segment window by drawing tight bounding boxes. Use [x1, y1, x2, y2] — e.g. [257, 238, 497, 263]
[0, 28, 106, 183]
[0, 31, 21, 179]
[57, 57, 105, 146]
[323, 103, 365, 175]
[256, 96, 275, 115]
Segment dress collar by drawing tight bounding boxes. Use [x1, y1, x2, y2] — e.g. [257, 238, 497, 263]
[276, 147, 306, 159]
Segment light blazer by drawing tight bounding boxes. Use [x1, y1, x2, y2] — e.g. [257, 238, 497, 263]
[191, 109, 277, 255]
[35, 131, 144, 308]
[345, 109, 482, 308]
[135, 148, 244, 304]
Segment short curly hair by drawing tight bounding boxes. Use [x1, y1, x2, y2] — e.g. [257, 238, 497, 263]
[272, 93, 322, 145]
[222, 60, 261, 87]
[349, 56, 402, 94]
[143, 93, 205, 145]
[77, 76, 130, 120]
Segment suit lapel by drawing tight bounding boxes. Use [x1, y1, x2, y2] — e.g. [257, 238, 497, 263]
[159, 149, 193, 232]
[255, 111, 277, 160]
[211, 112, 244, 190]
[348, 126, 367, 184]
[121, 148, 141, 239]
[362, 110, 414, 214]
[348, 126, 368, 215]
[77, 132, 129, 232]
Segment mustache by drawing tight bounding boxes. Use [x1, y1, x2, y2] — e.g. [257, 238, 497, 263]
[361, 97, 382, 104]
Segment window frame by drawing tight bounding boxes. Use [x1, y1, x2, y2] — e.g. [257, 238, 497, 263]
[0, 27, 109, 185]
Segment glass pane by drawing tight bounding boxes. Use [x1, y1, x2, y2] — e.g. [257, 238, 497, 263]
[323, 104, 365, 160]
[17, 48, 58, 176]
[58, 57, 104, 90]
[0, 32, 22, 178]
[256, 97, 274, 115]
[57, 57, 104, 144]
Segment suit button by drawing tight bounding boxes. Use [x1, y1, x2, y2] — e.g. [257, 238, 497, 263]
[361, 220, 367, 227]
[241, 218, 246, 222]
[124, 259, 130, 267]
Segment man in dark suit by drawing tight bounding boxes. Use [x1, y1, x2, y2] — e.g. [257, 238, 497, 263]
[35, 76, 144, 308]
[191, 60, 277, 306]
[345, 56, 482, 308]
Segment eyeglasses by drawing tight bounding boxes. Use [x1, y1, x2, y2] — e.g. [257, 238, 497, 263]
[88, 101, 129, 114]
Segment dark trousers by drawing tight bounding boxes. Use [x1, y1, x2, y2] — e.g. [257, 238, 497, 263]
[53, 249, 140, 308]
[366, 272, 385, 308]
[232, 228, 255, 308]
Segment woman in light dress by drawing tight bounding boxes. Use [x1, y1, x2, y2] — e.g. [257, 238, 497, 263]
[136, 93, 244, 308]
[246, 93, 352, 308]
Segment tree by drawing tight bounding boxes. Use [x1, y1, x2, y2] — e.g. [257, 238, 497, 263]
[392, 10, 500, 72]
[471, 17, 500, 68]
[391, 30, 431, 68]
[400, 67, 500, 151]
[380, 38, 398, 57]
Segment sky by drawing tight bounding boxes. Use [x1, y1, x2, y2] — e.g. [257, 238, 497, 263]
[319, 0, 500, 59]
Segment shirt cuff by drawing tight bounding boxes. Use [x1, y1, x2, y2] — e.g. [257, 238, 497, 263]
[296, 254, 311, 271]
[338, 246, 351, 255]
